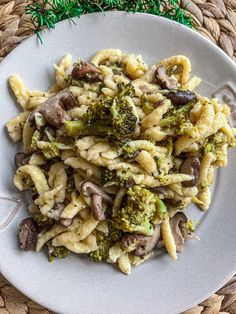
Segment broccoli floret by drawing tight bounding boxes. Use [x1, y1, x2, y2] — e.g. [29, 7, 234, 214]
[38, 142, 60, 160]
[49, 246, 69, 262]
[89, 225, 123, 262]
[65, 83, 138, 143]
[159, 101, 194, 135]
[34, 213, 54, 229]
[29, 130, 60, 160]
[117, 82, 135, 98]
[112, 186, 167, 236]
[30, 130, 41, 152]
[200, 132, 226, 156]
[121, 144, 140, 159]
[89, 232, 110, 262]
[101, 169, 133, 187]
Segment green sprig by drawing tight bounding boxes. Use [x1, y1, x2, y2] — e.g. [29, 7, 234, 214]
[25, 0, 192, 43]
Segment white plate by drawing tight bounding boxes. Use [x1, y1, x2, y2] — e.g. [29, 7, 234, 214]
[0, 12, 236, 314]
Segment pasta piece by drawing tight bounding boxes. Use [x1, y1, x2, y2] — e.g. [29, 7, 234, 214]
[68, 105, 88, 119]
[29, 153, 46, 165]
[142, 126, 167, 142]
[6, 111, 30, 142]
[189, 102, 202, 123]
[91, 49, 123, 66]
[108, 243, 124, 263]
[161, 217, 177, 260]
[61, 149, 76, 160]
[22, 118, 35, 154]
[53, 233, 97, 254]
[27, 96, 49, 110]
[158, 174, 194, 186]
[122, 54, 148, 79]
[141, 99, 171, 131]
[96, 221, 109, 234]
[8, 75, 29, 110]
[35, 185, 63, 215]
[216, 143, 228, 166]
[182, 76, 201, 91]
[48, 162, 67, 203]
[108, 162, 144, 174]
[36, 224, 68, 251]
[199, 152, 215, 187]
[64, 157, 101, 180]
[188, 102, 215, 141]
[76, 136, 101, 151]
[14, 164, 49, 194]
[135, 150, 157, 174]
[198, 187, 211, 211]
[175, 135, 195, 156]
[80, 215, 99, 240]
[158, 55, 191, 84]
[54, 54, 72, 89]
[118, 254, 131, 275]
[132, 174, 160, 187]
[60, 193, 87, 219]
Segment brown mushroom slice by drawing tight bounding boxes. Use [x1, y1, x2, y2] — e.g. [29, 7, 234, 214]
[180, 156, 200, 187]
[80, 181, 113, 204]
[72, 61, 104, 83]
[165, 90, 196, 106]
[18, 217, 38, 251]
[14, 152, 31, 169]
[29, 90, 76, 128]
[121, 225, 161, 256]
[170, 212, 188, 253]
[112, 187, 127, 214]
[155, 66, 178, 90]
[91, 194, 105, 221]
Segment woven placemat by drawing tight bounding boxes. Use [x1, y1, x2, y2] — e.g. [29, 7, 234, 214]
[0, 0, 236, 313]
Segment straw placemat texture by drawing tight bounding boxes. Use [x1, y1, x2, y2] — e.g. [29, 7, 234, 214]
[0, 0, 236, 313]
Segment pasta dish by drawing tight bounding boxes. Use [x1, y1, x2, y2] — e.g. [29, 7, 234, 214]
[5, 49, 235, 274]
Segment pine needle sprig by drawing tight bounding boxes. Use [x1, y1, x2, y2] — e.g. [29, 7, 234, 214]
[25, 0, 192, 43]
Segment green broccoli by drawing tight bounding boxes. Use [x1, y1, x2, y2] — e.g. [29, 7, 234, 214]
[200, 132, 226, 156]
[29, 130, 60, 160]
[159, 101, 195, 135]
[37, 141, 60, 160]
[101, 169, 133, 187]
[65, 83, 138, 143]
[34, 213, 54, 229]
[49, 246, 69, 262]
[112, 185, 167, 236]
[89, 225, 123, 262]
[30, 130, 41, 152]
[121, 144, 140, 159]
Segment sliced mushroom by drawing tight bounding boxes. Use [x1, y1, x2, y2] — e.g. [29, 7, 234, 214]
[18, 217, 38, 251]
[91, 194, 105, 221]
[165, 90, 196, 106]
[14, 152, 31, 169]
[72, 61, 104, 83]
[80, 181, 113, 204]
[29, 90, 76, 128]
[121, 225, 161, 256]
[112, 187, 127, 214]
[180, 156, 200, 187]
[170, 212, 187, 253]
[155, 67, 178, 90]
